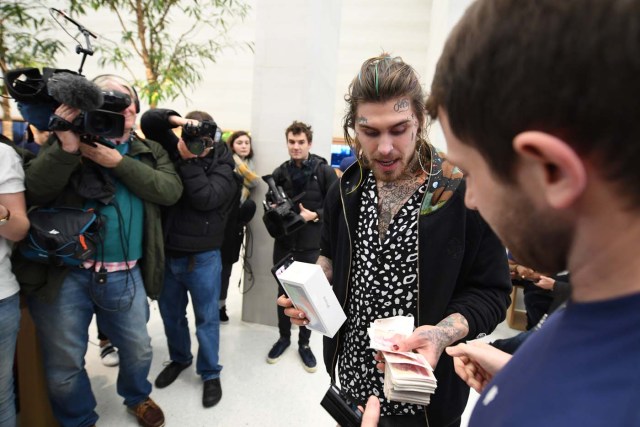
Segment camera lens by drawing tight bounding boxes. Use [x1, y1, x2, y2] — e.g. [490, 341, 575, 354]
[86, 113, 111, 133]
[186, 139, 205, 155]
[84, 110, 125, 138]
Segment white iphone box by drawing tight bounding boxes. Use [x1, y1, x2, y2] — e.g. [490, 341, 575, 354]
[272, 256, 347, 338]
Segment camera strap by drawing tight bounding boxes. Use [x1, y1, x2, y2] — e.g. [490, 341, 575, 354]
[71, 161, 116, 205]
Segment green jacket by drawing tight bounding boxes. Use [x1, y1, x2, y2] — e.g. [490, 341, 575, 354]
[15, 134, 183, 301]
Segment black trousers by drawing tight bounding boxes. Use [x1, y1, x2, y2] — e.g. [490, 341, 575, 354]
[219, 262, 233, 302]
[273, 242, 319, 346]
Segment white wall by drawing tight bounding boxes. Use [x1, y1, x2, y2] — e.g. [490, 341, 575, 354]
[333, 0, 433, 139]
[242, 0, 342, 326]
[424, 0, 474, 151]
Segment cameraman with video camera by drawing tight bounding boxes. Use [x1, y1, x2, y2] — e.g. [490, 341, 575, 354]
[20, 74, 182, 427]
[266, 120, 338, 372]
[140, 108, 238, 409]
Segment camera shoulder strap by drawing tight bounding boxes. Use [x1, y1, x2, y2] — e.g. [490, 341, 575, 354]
[311, 160, 332, 196]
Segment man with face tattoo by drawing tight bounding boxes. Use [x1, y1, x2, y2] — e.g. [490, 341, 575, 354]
[279, 54, 512, 427]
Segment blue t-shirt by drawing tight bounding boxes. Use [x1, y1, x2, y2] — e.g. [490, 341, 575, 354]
[470, 292, 640, 426]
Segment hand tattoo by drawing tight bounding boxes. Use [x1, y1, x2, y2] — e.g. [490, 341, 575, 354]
[420, 313, 470, 355]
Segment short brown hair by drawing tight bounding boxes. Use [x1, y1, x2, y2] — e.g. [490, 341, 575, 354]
[428, 0, 640, 206]
[285, 121, 313, 143]
[185, 110, 213, 122]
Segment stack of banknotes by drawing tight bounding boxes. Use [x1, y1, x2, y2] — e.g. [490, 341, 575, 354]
[368, 316, 437, 405]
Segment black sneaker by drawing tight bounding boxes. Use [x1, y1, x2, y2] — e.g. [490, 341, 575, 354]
[154, 361, 192, 388]
[266, 337, 290, 364]
[298, 345, 317, 373]
[202, 378, 222, 408]
[219, 306, 229, 324]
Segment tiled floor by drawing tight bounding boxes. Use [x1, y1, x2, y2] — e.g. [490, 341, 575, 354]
[83, 262, 519, 426]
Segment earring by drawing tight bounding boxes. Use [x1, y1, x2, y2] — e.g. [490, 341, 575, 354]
[417, 140, 438, 177]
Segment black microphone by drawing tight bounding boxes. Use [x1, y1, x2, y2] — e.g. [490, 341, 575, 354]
[50, 8, 97, 38]
[47, 72, 104, 112]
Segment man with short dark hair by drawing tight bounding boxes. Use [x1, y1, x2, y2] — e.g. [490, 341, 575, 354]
[266, 120, 338, 373]
[141, 108, 238, 409]
[364, 1, 640, 425]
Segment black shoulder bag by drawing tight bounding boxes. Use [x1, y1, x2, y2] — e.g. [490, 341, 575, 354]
[19, 207, 104, 267]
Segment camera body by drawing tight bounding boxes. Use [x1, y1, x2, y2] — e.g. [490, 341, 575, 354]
[4, 67, 128, 141]
[320, 384, 363, 427]
[262, 175, 306, 239]
[182, 120, 219, 155]
[48, 90, 130, 139]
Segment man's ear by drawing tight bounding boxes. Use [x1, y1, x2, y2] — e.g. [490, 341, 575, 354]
[513, 131, 587, 209]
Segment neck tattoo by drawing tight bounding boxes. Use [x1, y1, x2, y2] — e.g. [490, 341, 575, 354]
[376, 172, 425, 240]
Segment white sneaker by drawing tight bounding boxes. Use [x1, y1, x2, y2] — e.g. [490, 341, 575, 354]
[100, 343, 120, 367]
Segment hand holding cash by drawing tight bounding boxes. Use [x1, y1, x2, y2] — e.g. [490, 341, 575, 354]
[368, 316, 438, 406]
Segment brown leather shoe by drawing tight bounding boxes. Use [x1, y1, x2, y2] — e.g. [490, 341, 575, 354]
[127, 398, 165, 427]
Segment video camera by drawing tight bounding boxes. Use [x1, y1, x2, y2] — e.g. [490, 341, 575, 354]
[48, 90, 130, 140]
[3, 67, 129, 144]
[182, 120, 219, 155]
[262, 175, 306, 239]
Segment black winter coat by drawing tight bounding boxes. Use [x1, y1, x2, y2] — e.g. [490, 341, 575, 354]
[141, 109, 238, 253]
[271, 154, 338, 251]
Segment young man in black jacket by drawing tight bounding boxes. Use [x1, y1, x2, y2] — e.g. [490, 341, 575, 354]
[280, 56, 511, 426]
[266, 120, 338, 372]
[141, 109, 238, 409]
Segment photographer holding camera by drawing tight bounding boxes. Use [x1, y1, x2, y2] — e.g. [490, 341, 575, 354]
[266, 120, 338, 372]
[140, 108, 238, 409]
[20, 74, 182, 427]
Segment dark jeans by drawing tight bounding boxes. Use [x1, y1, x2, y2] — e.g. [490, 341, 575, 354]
[159, 250, 222, 381]
[28, 267, 152, 426]
[0, 293, 20, 427]
[273, 243, 319, 346]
